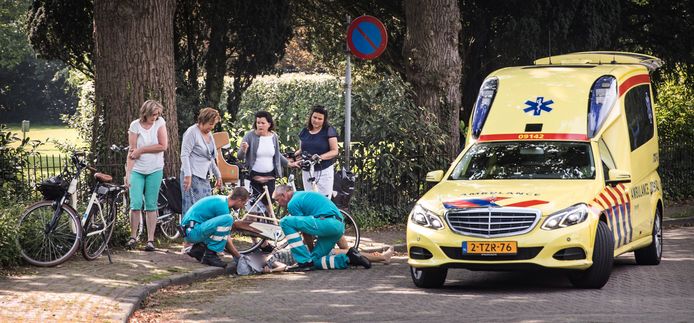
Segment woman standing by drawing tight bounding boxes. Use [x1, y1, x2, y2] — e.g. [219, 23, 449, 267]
[126, 100, 168, 251]
[238, 111, 288, 202]
[293, 105, 339, 198]
[180, 107, 222, 215]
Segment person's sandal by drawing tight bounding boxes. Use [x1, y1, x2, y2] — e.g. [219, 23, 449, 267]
[144, 241, 155, 252]
[126, 237, 137, 249]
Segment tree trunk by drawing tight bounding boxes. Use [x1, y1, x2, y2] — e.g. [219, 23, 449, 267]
[403, 0, 463, 156]
[93, 0, 180, 177]
[203, 0, 230, 108]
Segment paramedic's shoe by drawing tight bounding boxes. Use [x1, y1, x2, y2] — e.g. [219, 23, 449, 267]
[201, 250, 227, 268]
[285, 261, 314, 272]
[186, 243, 205, 262]
[347, 247, 371, 269]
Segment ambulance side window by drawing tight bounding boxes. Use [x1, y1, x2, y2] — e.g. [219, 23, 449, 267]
[624, 84, 654, 151]
[598, 139, 616, 180]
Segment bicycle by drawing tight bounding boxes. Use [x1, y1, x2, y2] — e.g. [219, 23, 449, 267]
[111, 145, 182, 242]
[230, 152, 360, 254]
[292, 151, 360, 250]
[16, 151, 125, 266]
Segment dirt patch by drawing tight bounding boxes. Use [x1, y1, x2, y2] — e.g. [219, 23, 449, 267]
[130, 275, 272, 322]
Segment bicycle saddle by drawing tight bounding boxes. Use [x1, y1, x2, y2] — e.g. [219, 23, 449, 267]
[94, 172, 113, 183]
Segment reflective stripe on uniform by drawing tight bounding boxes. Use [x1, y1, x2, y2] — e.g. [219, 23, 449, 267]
[321, 257, 329, 269]
[287, 240, 304, 249]
[216, 226, 231, 232]
[285, 232, 301, 240]
[209, 235, 227, 241]
[329, 255, 335, 268]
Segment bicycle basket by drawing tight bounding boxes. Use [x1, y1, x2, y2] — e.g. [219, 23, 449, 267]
[37, 176, 69, 200]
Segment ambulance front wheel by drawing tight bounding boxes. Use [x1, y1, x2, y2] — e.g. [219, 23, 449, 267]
[634, 207, 662, 265]
[569, 220, 614, 289]
[410, 266, 447, 288]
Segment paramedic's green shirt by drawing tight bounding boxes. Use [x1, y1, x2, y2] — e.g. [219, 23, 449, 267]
[287, 191, 341, 219]
[181, 195, 231, 224]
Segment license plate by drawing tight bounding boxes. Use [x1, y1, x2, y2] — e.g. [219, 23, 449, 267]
[462, 241, 517, 255]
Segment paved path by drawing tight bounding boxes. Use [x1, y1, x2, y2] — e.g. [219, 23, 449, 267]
[134, 226, 694, 322]
[0, 219, 691, 322]
[0, 247, 227, 322]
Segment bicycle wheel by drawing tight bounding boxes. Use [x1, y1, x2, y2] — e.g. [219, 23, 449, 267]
[232, 208, 267, 254]
[272, 210, 361, 251]
[16, 200, 82, 267]
[340, 210, 360, 250]
[158, 207, 181, 240]
[82, 196, 117, 260]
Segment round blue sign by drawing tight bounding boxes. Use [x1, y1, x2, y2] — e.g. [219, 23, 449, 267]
[347, 16, 388, 60]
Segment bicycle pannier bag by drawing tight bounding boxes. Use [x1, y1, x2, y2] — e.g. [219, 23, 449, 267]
[162, 177, 183, 214]
[332, 168, 356, 209]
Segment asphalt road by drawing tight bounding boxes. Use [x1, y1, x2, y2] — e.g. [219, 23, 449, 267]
[134, 226, 694, 322]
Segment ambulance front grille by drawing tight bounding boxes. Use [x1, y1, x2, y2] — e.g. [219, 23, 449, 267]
[445, 207, 541, 238]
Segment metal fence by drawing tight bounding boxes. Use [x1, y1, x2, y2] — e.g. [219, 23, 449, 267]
[14, 152, 128, 200]
[658, 140, 694, 200]
[8, 141, 694, 203]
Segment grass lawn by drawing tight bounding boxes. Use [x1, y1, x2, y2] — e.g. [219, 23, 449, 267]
[5, 123, 86, 155]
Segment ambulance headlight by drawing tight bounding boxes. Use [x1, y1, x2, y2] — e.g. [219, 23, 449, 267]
[410, 204, 444, 230]
[542, 204, 589, 230]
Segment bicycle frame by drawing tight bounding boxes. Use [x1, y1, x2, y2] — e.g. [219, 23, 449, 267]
[238, 184, 285, 242]
[81, 186, 106, 238]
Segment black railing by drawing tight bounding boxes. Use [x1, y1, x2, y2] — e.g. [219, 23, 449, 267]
[10, 142, 694, 205]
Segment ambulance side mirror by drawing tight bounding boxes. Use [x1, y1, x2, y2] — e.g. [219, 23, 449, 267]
[606, 169, 631, 186]
[426, 170, 444, 183]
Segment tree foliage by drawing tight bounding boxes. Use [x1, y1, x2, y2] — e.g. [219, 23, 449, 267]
[620, 0, 694, 80]
[26, 0, 93, 77]
[0, 0, 32, 69]
[173, 0, 293, 131]
[0, 59, 77, 122]
[0, 0, 77, 122]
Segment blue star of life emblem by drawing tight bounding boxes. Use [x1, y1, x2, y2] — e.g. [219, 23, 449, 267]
[524, 97, 554, 116]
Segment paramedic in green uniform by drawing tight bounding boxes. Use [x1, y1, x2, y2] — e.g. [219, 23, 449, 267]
[181, 187, 249, 267]
[273, 185, 371, 271]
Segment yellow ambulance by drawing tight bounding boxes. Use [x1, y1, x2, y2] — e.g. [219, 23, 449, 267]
[407, 51, 664, 289]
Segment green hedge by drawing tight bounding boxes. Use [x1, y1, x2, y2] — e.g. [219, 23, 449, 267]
[0, 201, 24, 268]
[221, 72, 448, 227]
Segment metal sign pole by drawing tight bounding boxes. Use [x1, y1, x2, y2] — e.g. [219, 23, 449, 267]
[344, 14, 352, 171]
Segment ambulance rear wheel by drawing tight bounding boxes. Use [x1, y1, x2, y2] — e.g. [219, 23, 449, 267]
[569, 221, 614, 289]
[634, 208, 662, 265]
[410, 266, 447, 288]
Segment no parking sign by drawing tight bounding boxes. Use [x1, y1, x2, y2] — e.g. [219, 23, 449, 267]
[346, 15, 388, 60]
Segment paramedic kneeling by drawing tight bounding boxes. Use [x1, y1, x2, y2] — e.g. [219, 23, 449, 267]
[181, 187, 249, 267]
[273, 185, 370, 271]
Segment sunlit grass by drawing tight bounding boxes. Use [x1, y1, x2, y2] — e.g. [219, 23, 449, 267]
[5, 123, 86, 155]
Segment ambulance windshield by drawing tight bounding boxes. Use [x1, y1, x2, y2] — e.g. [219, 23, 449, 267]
[450, 141, 595, 180]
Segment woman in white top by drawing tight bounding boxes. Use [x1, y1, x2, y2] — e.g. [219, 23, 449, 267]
[238, 111, 289, 206]
[180, 107, 222, 215]
[125, 100, 168, 251]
